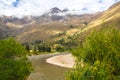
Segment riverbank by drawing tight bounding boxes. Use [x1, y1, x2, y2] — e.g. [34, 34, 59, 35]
[46, 54, 75, 68]
[27, 52, 71, 80]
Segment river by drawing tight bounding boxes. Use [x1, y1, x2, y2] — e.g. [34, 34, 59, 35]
[27, 53, 70, 80]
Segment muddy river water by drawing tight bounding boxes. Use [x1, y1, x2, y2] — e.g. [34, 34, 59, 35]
[27, 53, 70, 80]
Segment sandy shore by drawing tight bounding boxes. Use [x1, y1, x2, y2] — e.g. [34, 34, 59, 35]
[46, 54, 76, 68]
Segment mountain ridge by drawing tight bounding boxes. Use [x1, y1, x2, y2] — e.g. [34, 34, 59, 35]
[0, 2, 120, 43]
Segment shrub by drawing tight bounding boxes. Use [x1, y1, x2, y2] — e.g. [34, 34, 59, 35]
[66, 27, 120, 80]
[0, 38, 32, 80]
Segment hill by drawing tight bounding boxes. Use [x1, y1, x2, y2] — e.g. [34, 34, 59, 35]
[0, 2, 120, 52]
[82, 1, 120, 32]
[14, 14, 97, 43]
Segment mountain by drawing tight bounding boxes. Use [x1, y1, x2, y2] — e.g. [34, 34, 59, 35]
[0, 16, 34, 39]
[71, 1, 120, 44]
[0, 6, 100, 43]
[16, 14, 95, 43]
[1, 3, 115, 43]
[18, 12, 101, 43]
[47, 7, 69, 16]
[80, 1, 120, 33]
[0, 23, 7, 39]
[0, 1, 119, 46]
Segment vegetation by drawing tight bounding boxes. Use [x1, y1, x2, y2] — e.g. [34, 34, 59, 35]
[22, 34, 79, 54]
[0, 38, 32, 80]
[66, 27, 120, 80]
[23, 41, 52, 54]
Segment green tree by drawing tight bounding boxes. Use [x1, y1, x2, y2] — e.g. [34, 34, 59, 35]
[23, 43, 30, 52]
[55, 45, 65, 52]
[38, 45, 51, 52]
[0, 38, 32, 80]
[66, 27, 120, 80]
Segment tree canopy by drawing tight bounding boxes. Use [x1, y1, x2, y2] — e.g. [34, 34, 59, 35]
[0, 38, 32, 80]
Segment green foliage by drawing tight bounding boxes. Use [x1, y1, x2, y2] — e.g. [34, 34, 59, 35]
[38, 45, 51, 52]
[23, 39, 52, 53]
[0, 38, 32, 80]
[55, 46, 65, 52]
[13, 58, 32, 79]
[22, 43, 30, 52]
[66, 27, 120, 80]
[66, 61, 117, 80]
[55, 37, 79, 51]
[0, 38, 27, 59]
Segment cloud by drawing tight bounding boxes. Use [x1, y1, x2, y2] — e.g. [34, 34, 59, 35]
[0, 0, 119, 18]
[82, 8, 88, 11]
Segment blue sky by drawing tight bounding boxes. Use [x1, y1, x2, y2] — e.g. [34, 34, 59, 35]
[12, 0, 20, 7]
[0, 0, 119, 18]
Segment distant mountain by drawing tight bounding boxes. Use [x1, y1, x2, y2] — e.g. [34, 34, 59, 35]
[88, 1, 120, 29]
[62, 8, 69, 12]
[71, 1, 120, 45]
[0, 6, 102, 42]
[48, 7, 69, 15]
[1, 0, 119, 42]
[16, 13, 96, 43]
[50, 7, 62, 14]
[78, 1, 120, 35]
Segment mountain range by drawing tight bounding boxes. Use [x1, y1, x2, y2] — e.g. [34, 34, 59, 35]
[0, 2, 120, 44]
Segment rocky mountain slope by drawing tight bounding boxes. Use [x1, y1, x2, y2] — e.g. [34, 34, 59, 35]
[74, 1, 120, 43]
[1, 1, 119, 43]
[82, 1, 120, 32]
[0, 7, 100, 43]
[16, 13, 99, 43]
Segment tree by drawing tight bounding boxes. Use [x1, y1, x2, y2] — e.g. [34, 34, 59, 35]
[22, 43, 30, 52]
[55, 45, 65, 52]
[66, 27, 120, 80]
[0, 38, 32, 80]
[38, 45, 51, 52]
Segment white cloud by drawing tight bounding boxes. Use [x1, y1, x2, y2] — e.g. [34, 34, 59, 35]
[0, 0, 119, 18]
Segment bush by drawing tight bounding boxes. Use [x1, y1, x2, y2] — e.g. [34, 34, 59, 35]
[66, 61, 115, 80]
[0, 38, 32, 80]
[55, 46, 65, 52]
[0, 38, 28, 59]
[66, 27, 120, 80]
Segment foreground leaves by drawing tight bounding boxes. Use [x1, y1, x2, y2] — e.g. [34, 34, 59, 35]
[66, 27, 120, 80]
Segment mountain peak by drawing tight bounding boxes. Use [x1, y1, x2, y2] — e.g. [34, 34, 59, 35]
[49, 7, 69, 15]
[62, 8, 69, 12]
[50, 7, 62, 14]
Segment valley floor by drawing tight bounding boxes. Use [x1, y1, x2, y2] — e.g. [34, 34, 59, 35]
[27, 52, 75, 80]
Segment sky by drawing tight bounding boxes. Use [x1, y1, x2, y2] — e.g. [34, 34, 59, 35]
[0, 0, 119, 18]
